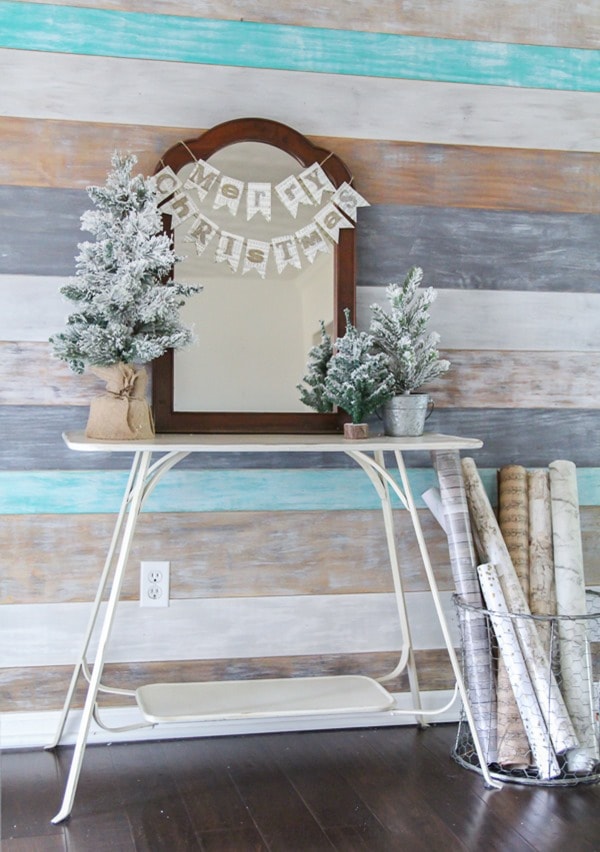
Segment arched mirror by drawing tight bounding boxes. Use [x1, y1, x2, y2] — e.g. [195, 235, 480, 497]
[152, 117, 357, 433]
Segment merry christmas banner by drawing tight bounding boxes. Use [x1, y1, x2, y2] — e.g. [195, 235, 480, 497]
[152, 162, 369, 278]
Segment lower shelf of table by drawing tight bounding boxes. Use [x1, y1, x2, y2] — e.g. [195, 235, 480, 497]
[135, 675, 395, 723]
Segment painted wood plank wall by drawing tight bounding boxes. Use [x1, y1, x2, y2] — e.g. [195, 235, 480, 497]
[0, 0, 598, 744]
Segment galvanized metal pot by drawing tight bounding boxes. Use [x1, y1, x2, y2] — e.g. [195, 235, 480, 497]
[382, 393, 433, 437]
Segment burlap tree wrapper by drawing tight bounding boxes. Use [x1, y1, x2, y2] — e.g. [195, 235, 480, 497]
[85, 363, 154, 440]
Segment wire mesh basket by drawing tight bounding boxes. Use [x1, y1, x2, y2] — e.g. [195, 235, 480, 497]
[452, 589, 600, 786]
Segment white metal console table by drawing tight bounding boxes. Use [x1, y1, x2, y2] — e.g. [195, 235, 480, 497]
[49, 430, 499, 823]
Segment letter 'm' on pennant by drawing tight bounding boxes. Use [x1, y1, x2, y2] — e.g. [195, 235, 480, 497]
[161, 191, 199, 227]
[314, 202, 354, 244]
[242, 239, 271, 278]
[272, 235, 302, 274]
[295, 223, 330, 263]
[299, 163, 336, 204]
[154, 167, 182, 204]
[213, 176, 244, 216]
[246, 182, 272, 221]
[184, 214, 218, 257]
[184, 159, 220, 201]
[215, 231, 244, 272]
[331, 183, 370, 222]
[275, 175, 313, 218]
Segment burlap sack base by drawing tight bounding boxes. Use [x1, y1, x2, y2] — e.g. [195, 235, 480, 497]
[85, 363, 155, 441]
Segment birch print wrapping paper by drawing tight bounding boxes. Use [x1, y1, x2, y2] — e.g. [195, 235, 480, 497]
[477, 564, 561, 779]
[528, 470, 557, 658]
[497, 465, 531, 767]
[433, 451, 497, 764]
[461, 458, 578, 761]
[549, 460, 599, 773]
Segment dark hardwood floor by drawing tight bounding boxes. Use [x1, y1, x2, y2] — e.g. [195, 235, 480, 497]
[2, 724, 600, 851]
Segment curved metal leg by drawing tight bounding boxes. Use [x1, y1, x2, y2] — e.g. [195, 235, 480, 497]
[398, 449, 502, 789]
[46, 454, 145, 750]
[51, 451, 153, 823]
[346, 449, 425, 725]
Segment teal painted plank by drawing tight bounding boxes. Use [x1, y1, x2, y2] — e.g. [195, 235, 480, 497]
[0, 468, 499, 515]
[0, 2, 597, 92]
[2, 468, 599, 515]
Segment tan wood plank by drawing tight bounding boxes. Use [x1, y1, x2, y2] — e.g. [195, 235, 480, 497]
[0, 341, 102, 406]
[3, 342, 600, 409]
[20, 0, 599, 48]
[2, 118, 599, 214]
[0, 510, 453, 604]
[3, 507, 599, 606]
[427, 350, 600, 409]
[0, 649, 455, 711]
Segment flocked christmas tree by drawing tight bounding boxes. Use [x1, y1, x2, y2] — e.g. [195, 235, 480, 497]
[324, 309, 395, 424]
[369, 266, 450, 395]
[50, 152, 201, 439]
[296, 320, 334, 413]
[50, 152, 201, 374]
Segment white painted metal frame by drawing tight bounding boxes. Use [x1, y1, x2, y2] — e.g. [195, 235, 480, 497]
[49, 431, 498, 823]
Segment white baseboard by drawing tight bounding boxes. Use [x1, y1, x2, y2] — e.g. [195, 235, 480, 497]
[0, 690, 461, 750]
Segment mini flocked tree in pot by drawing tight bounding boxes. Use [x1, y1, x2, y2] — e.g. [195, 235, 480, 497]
[369, 266, 450, 436]
[298, 309, 394, 438]
[50, 152, 201, 440]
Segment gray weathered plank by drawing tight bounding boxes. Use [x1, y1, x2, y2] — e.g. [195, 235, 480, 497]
[3, 186, 598, 290]
[0, 186, 85, 276]
[2, 405, 599, 470]
[357, 206, 600, 291]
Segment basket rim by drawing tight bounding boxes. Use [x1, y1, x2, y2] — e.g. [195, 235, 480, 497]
[453, 588, 600, 622]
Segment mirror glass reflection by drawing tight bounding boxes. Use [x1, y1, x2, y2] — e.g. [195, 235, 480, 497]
[172, 143, 334, 413]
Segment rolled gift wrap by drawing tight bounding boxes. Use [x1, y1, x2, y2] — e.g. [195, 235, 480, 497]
[528, 470, 557, 659]
[477, 563, 560, 780]
[497, 464, 531, 767]
[499, 465, 529, 598]
[462, 458, 578, 759]
[549, 460, 599, 774]
[433, 450, 497, 764]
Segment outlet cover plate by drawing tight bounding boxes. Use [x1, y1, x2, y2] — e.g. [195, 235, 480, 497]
[140, 561, 170, 608]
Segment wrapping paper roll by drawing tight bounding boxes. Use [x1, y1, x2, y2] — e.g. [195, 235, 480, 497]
[549, 460, 600, 773]
[477, 564, 561, 780]
[497, 464, 531, 766]
[433, 451, 497, 764]
[462, 458, 577, 761]
[528, 470, 557, 657]
[499, 465, 529, 597]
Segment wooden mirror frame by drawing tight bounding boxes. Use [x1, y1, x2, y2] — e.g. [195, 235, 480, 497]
[152, 117, 356, 433]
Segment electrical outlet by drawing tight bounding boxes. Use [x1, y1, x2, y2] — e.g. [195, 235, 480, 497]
[140, 561, 170, 608]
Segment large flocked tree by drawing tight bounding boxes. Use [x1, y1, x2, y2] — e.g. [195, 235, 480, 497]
[50, 152, 200, 374]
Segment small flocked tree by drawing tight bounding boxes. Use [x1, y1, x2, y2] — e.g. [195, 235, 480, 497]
[324, 309, 395, 424]
[296, 320, 334, 413]
[369, 266, 450, 394]
[50, 152, 201, 374]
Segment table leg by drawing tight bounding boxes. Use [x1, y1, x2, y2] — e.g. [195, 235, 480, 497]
[46, 454, 145, 750]
[51, 450, 153, 823]
[346, 449, 425, 725]
[399, 449, 501, 789]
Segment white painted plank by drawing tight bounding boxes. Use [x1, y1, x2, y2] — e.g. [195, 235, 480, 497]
[0, 276, 69, 341]
[1, 49, 599, 152]
[358, 288, 600, 352]
[5, 274, 599, 351]
[0, 592, 458, 668]
[0, 689, 461, 749]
